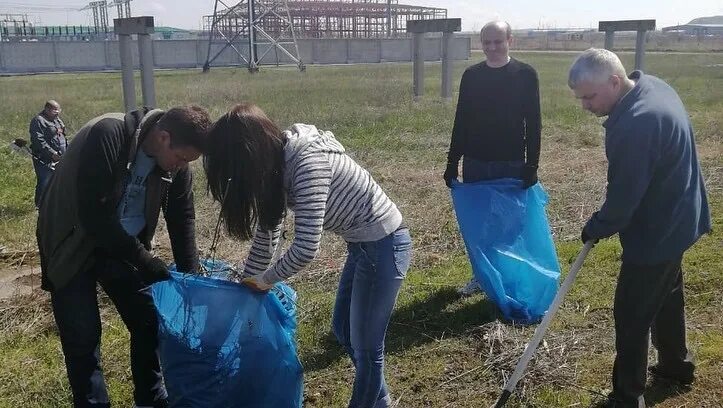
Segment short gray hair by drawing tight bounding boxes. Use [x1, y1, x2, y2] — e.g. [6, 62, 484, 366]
[568, 48, 627, 89]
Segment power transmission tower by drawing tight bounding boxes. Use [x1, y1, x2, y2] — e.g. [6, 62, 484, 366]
[80, 1, 110, 33]
[109, 0, 133, 19]
[203, 0, 304, 73]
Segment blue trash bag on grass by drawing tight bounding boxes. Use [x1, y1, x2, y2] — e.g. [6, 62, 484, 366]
[451, 179, 561, 324]
[151, 259, 303, 407]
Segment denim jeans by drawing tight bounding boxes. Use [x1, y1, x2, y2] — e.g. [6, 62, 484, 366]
[50, 257, 168, 408]
[462, 157, 524, 183]
[33, 159, 53, 208]
[332, 227, 412, 408]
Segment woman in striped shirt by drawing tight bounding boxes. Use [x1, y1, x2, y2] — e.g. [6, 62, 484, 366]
[204, 103, 412, 408]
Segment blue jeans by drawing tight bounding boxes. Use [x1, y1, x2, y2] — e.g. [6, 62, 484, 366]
[33, 159, 53, 208]
[462, 157, 524, 183]
[332, 227, 412, 408]
[50, 258, 168, 407]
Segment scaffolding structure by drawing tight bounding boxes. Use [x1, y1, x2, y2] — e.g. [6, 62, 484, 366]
[110, 0, 133, 19]
[203, 0, 447, 39]
[203, 0, 304, 72]
[0, 14, 33, 41]
[80, 1, 110, 33]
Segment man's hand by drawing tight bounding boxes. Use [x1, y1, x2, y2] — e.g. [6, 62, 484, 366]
[142, 256, 171, 285]
[522, 165, 538, 189]
[242, 275, 274, 292]
[51, 153, 61, 162]
[443, 162, 459, 188]
[580, 226, 599, 245]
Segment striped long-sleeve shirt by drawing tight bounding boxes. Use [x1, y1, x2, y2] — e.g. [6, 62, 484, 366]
[243, 124, 403, 284]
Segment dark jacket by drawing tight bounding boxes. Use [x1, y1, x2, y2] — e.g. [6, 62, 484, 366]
[585, 71, 711, 264]
[29, 113, 67, 163]
[37, 109, 199, 291]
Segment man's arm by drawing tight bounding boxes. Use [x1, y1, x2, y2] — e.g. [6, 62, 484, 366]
[259, 153, 331, 285]
[523, 68, 541, 167]
[76, 119, 155, 270]
[444, 71, 470, 186]
[447, 71, 469, 166]
[29, 117, 57, 163]
[164, 165, 199, 273]
[584, 122, 658, 239]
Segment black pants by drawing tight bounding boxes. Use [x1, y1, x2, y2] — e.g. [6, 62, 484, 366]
[611, 256, 694, 407]
[50, 257, 167, 407]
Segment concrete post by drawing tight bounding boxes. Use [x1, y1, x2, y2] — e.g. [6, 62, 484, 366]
[52, 41, 59, 72]
[635, 30, 646, 70]
[138, 33, 156, 108]
[604, 31, 614, 50]
[115, 17, 155, 112]
[412, 33, 424, 101]
[407, 19, 461, 102]
[441, 31, 453, 100]
[118, 34, 136, 112]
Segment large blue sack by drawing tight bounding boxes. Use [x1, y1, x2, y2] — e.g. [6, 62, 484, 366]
[151, 260, 303, 407]
[451, 179, 561, 324]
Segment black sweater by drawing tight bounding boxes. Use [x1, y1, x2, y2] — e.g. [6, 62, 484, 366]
[448, 58, 541, 167]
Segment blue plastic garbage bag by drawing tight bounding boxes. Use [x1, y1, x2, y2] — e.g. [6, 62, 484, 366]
[151, 259, 303, 407]
[451, 179, 560, 324]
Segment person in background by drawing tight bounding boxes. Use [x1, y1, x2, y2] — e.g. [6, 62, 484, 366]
[444, 21, 542, 296]
[29, 100, 67, 207]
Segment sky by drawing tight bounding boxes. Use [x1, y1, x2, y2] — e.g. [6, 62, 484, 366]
[1, 0, 722, 31]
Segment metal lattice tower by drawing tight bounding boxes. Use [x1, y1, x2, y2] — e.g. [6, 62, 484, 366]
[109, 0, 133, 19]
[203, 0, 305, 73]
[80, 1, 110, 33]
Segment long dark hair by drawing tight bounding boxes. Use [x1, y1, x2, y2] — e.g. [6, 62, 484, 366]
[204, 103, 286, 240]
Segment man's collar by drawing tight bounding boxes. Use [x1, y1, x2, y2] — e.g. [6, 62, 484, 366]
[603, 71, 644, 129]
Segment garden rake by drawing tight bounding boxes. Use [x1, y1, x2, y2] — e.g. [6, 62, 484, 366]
[493, 240, 595, 407]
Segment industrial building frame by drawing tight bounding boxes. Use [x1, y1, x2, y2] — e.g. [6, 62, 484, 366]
[202, 0, 447, 39]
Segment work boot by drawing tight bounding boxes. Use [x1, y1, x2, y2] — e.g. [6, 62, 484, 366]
[648, 363, 695, 386]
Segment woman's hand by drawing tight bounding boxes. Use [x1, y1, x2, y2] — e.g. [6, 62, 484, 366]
[242, 275, 274, 292]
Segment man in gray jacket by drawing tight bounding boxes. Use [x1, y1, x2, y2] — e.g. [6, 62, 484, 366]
[29, 100, 67, 207]
[568, 48, 711, 407]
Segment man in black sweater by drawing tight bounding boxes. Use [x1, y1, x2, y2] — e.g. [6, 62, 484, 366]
[36, 106, 211, 407]
[444, 21, 541, 296]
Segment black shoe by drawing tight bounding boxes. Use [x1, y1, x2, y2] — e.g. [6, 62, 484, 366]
[595, 394, 645, 408]
[648, 364, 695, 386]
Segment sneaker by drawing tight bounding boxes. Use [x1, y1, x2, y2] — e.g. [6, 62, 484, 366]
[457, 278, 482, 296]
[648, 364, 695, 385]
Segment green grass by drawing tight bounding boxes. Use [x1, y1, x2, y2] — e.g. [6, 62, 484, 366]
[0, 51, 721, 407]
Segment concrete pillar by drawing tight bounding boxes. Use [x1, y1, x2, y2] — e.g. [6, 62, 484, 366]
[118, 34, 136, 112]
[635, 30, 646, 70]
[52, 41, 59, 72]
[138, 33, 156, 108]
[604, 31, 614, 50]
[412, 33, 424, 101]
[441, 32, 453, 100]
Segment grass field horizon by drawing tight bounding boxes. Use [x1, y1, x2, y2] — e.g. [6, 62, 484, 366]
[0, 51, 721, 407]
